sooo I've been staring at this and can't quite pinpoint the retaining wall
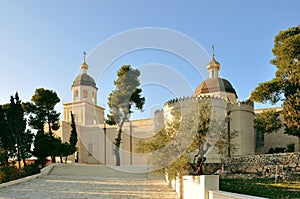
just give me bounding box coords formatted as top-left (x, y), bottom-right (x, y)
top-left (224, 152), bottom-right (300, 179)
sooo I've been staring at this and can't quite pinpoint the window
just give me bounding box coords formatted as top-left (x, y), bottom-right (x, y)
top-left (93, 116), bottom-right (97, 124)
top-left (83, 90), bottom-right (88, 98)
top-left (92, 92), bottom-right (95, 102)
top-left (88, 143), bottom-right (93, 156)
top-left (74, 90), bottom-right (79, 101)
top-left (256, 130), bottom-right (264, 147)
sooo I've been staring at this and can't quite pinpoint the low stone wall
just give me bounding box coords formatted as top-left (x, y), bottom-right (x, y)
top-left (223, 152), bottom-right (300, 179)
top-left (209, 190), bottom-right (267, 199)
top-left (166, 175), bottom-right (267, 199)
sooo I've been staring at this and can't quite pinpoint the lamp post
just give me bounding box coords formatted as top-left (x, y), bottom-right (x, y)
top-left (104, 120), bottom-right (107, 165)
top-left (130, 120), bottom-right (132, 165)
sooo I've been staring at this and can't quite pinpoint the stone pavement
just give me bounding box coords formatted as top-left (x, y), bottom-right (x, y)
top-left (0, 164), bottom-right (178, 199)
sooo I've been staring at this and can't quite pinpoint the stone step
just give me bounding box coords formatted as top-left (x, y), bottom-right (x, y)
top-left (0, 164), bottom-right (178, 199)
top-left (49, 164), bottom-right (149, 179)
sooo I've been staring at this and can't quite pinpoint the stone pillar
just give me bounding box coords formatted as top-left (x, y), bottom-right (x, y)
top-left (181, 175), bottom-right (219, 199)
top-left (199, 175), bottom-right (219, 199)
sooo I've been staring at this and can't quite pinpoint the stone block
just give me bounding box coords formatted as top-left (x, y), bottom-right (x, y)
top-left (288, 163), bottom-right (297, 168)
top-left (245, 167), bottom-right (257, 173)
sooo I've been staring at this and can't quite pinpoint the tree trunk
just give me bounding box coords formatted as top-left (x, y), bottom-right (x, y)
top-left (115, 128), bottom-right (122, 166)
top-left (47, 110), bottom-right (52, 135)
top-left (51, 156), bottom-right (56, 163)
top-left (22, 158), bottom-right (27, 167)
top-left (179, 171), bottom-right (184, 199)
top-left (16, 143), bottom-right (21, 169)
top-left (65, 156), bottom-right (68, 163)
top-left (60, 155), bottom-right (63, 163)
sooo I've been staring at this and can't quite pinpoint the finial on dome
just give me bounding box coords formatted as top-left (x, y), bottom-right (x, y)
top-left (80, 51), bottom-right (89, 73)
top-left (207, 44), bottom-right (220, 78)
top-left (83, 51), bottom-right (86, 62)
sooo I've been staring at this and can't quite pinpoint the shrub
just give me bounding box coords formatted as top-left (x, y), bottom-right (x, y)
top-left (0, 166), bottom-right (20, 183)
top-left (286, 143), bottom-right (295, 152)
top-left (24, 163), bottom-right (40, 176)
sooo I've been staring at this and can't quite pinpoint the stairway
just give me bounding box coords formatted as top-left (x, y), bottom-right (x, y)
top-left (49, 164), bottom-right (149, 179)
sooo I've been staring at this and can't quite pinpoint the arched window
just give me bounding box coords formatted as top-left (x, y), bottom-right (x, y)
top-left (74, 90), bottom-right (79, 101)
top-left (92, 92), bottom-right (95, 102)
top-left (83, 90), bottom-right (88, 98)
top-left (88, 143), bottom-right (93, 156)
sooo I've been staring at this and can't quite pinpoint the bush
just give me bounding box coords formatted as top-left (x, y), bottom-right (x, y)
top-left (268, 148), bottom-right (274, 154)
top-left (274, 147), bottom-right (285, 153)
top-left (286, 143), bottom-right (295, 152)
top-left (24, 163), bottom-right (40, 176)
top-left (0, 166), bottom-right (21, 183)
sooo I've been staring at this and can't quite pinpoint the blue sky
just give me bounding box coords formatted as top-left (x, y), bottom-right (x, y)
top-left (0, 0), bottom-right (299, 120)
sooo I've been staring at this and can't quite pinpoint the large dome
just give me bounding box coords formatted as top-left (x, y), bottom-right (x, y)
top-left (193, 78), bottom-right (237, 98)
top-left (72, 73), bottom-right (97, 88)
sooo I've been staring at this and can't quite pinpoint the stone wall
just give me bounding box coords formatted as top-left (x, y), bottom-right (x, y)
top-left (223, 152), bottom-right (300, 179)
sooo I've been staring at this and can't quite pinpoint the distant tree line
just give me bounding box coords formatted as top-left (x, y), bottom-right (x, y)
top-left (0, 88), bottom-right (77, 182)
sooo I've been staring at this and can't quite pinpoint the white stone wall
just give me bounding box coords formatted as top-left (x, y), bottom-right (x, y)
top-left (229, 102), bottom-right (255, 156)
top-left (72, 85), bottom-right (97, 105)
top-left (59, 119), bottom-right (154, 165)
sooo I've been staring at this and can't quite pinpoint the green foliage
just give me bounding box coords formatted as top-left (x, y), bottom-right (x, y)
top-left (286, 143), bottom-right (295, 152)
top-left (6, 93), bottom-right (33, 168)
top-left (33, 132), bottom-right (50, 166)
top-left (107, 65), bottom-right (145, 126)
top-left (107, 65), bottom-right (145, 166)
top-left (0, 105), bottom-right (10, 165)
top-left (220, 178), bottom-right (300, 199)
top-left (137, 98), bottom-right (229, 178)
top-left (69, 112), bottom-right (77, 155)
top-left (23, 163), bottom-right (40, 176)
top-left (250, 25), bottom-right (300, 140)
top-left (268, 143), bottom-right (295, 154)
top-left (0, 166), bottom-right (20, 183)
top-left (29, 88), bottom-right (60, 134)
top-left (254, 110), bottom-right (282, 134)
top-left (282, 90), bottom-right (300, 136)
top-left (27, 88), bottom-right (62, 164)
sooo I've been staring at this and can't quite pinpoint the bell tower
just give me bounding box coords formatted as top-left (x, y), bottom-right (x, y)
top-left (63, 52), bottom-right (104, 126)
top-left (71, 52), bottom-right (98, 105)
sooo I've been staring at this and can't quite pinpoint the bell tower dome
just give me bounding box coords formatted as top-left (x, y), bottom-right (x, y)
top-left (193, 46), bottom-right (238, 103)
top-left (72, 52), bottom-right (98, 105)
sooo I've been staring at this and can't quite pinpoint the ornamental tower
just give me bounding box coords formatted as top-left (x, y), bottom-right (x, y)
top-left (63, 52), bottom-right (104, 126)
top-left (193, 46), bottom-right (238, 103)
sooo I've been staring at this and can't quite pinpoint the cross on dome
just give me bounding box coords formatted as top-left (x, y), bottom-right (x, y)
top-left (80, 51), bottom-right (89, 73)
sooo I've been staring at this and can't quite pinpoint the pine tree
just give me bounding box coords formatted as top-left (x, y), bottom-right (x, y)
top-left (107, 65), bottom-right (145, 166)
top-left (6, 93), bottom-right (30, 168)
top-left (250, 26), bottom-right (300, 150)
top-left (28, 88), bottom-right (61, 164)
top-left (69, 111), bottom-right (77, 154)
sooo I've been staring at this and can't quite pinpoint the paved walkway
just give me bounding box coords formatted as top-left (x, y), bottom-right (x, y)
top-left (0, 164), bottom-right (178, 199)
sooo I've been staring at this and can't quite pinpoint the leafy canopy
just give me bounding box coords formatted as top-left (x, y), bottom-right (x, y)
top-left (107, 65), bottom-right (145, 126)
top-left (250, 26), bottom-right (300, 139)
top-left (137, 98), bottom-right (228, 178)
top-left (254, 110), bottom-right (282, 134)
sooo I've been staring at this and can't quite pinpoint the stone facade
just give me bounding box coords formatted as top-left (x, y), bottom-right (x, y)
top-left (159, 96), bottom-right (255, 162)
top-left (55, 52), bottom-right (299, 165)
